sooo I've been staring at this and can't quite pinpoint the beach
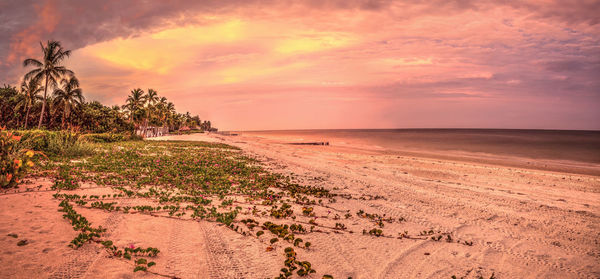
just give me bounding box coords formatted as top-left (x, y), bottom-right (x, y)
top-left (155, 130), bottom-right (600, 278)
top-left (1, 131), bottom-right (599, 278)
top-left (2, 1), bottom-right (598, 277)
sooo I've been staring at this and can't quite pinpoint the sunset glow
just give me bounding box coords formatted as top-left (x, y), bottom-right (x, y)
top-left (1, 0), bottom-right (599, 130)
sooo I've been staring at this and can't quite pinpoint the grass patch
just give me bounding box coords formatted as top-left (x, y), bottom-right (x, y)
top-left (15, 130), bottom-right (95, 159)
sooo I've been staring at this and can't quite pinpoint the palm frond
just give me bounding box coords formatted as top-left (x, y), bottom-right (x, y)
top-left (54, 66), bottom-right (74, 76)
top-left (69, 76), bottom-right (80, 88)
top-left (23, 58), bottom-right (43, 67)
top-left (23, 69), bottom-right (42, 81)
top-left (53, 88), bottom-right (65, 97)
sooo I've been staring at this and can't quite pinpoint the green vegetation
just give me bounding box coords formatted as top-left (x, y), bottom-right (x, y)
top-left (452, 272), bottom-right (496, 279)
top-left (15, 129), bottom-right (94, 159)
top-left (1, 128), bottom-right (39, 188)
top-left (1, 39), bottom-right (215, 134)
top-left (33, 139), bottom-right (333, 276)
top-left (22, 40), bottom-right (73, 129)
top-left (2, 134), bottom-right (484, 277)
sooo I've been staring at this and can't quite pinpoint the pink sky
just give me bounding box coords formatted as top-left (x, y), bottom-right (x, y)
top-left (1, 0), bottom-right (599, 130)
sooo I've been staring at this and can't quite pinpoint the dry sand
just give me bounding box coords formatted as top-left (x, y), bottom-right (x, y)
top-left (1, 132), bottom-right (599, 278)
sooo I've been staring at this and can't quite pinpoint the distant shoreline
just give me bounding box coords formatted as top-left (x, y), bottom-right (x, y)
top-left (232, 128), bottom-right (600, 133)
top-left (155, 132), bottom-right (600, 176)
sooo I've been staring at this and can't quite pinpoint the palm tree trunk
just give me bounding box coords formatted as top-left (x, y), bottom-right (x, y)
top-left (66, 104), bottom-right (71, 130)
top-left (61, 108), bottom-right (66, 129)
top-left (24, 103), bottom-right (31, 129)
top-left (38, 75), bottom-right (48, 129)
top-left (67, 107), bottom-right (71, 129)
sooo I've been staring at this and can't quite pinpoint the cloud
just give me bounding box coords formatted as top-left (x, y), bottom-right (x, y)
top-left (1, 0), bottom-right (599, 130)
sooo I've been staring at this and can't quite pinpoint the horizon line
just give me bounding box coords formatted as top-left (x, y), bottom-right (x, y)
top-left (224, 127), bottom-right (600, 133)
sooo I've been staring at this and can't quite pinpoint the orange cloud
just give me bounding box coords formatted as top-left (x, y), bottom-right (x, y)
top-left (6, 0), bottom-right (59, 64)
top-left (3, 0), bottom-right (597, 130)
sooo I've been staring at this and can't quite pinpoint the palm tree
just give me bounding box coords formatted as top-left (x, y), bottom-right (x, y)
top-left (23, 40), bottom-right (73, 128)
top-left (123, 88), bottom-right (146, 124)
top-left (53, 76), bottom-right (84, 128)
top-left (155, 97), bottom-right (168, 125)
top-left (143, 88), bottom-right (159, 129)
top-left (46, 95), bottom-right (60, 128)
top-left (165, 102), bottom-right (176, 130)
top-left (146, 89), bottom-right (159, 106)
top-left (18, 77), bottom-right (44, 129)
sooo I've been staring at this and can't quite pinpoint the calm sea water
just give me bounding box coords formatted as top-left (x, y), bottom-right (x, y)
top-left (241, 129), bottom-right (600, 164)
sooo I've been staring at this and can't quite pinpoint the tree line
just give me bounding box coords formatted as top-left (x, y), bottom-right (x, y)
top-left (0, 40), bottom-right (213, 134)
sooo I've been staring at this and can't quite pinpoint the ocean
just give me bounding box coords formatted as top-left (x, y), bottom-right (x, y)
top-left (239, 129), bottom-right (600, 164)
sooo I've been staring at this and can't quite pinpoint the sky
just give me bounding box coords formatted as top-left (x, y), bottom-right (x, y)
top-left (1, 0), bottom-right (599, 131)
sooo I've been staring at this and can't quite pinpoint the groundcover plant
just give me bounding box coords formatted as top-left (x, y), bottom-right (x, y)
top-left (19, 139), bottom-right (480, 278)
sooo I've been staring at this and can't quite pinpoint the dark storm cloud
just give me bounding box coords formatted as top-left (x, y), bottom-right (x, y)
top-left (0, 0), bottom-right (398, 82)
top-left (1, 0), bottom-right (599, 78)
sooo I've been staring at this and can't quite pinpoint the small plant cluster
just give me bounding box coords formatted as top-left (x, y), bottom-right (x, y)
top-left (356, 209), bottom-right (401, 227)
top-left (271, 203), bottom-right (294, 218)
top-left (451, 272), bottom-right (496, 279)
top-left (279, 180), bottom-right (335, 199)
top-left (90, 201), bottom-right (118, 211)
top-left (359, 194), bottom-right (387, 200)
top-left (58, 199), bottom-right (106, 248)
top-left (100, 241), bottom-right (159, 272)
top-left (430, 234), bottom-right (453, 243)
top-left (302, 207), bottom-right (314, 216)
top-left (52, 165), bottom-right (80, 190)
top-left (334, 223), bottom-right (347, 230)
top-left (1, 127), bottom-right (38, 188)
top-left (261, 221), bottom-right (310, 248)
top-left (241, 218), bottom-right (260, 230)
top-left (53, 193), bottom-right (125, 200)
top-left (276, 247), bottom-right (316, 278)
top-left (133, 258), bottom-right (156, 272)
top-left (363, 228), bottom-right (383, 237)
top-left (419, 230), bottom-right (436, 236)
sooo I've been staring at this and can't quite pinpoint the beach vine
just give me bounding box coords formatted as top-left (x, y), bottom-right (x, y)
top-left (31, 139), bottom-right (477, 278)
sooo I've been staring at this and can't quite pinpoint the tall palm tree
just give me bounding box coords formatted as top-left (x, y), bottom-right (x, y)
top-left (165, 102), bottom-right (176, 130)
top-left (53, 76), bottom-right (84, 128)
top-left (146, 89), bottom-right (159, 106)
top-left (156, 97), bottom-right (168, 125)
top-left (17, 77), bottom-right (44, 129)
top-left (143, 88), bottom-right (159, 129)
top-left (123, 88), bottom-right (146, 124)
top-left (23, 40), bottom-right (73, 128)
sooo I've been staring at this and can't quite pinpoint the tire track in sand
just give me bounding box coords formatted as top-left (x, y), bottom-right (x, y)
top-left (201, 222), bottom-right (257, 279)
top-left (49, 201), bottom-right (129, 279)
top-left (164, 218), bottom-right (208, 279)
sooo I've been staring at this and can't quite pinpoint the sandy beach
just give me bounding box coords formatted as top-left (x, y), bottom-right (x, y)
top-left (1, 132), bottom-right (599, 278)
top-left (2, 1), bottom-right (599, 277)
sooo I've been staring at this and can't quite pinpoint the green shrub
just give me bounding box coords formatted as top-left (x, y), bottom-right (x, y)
top-left (170, 129), bottom-right (204, 135)
top-left (82, 133), bottom-right (126, 143)
top-left (52, 165), bottom-right (80, 190)
top-left (1, 128), bottom-right (38, 188)
top-left (15, 130), bottom-right (95, 158)
top-left (128, 133), bottom-right (144, 141)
